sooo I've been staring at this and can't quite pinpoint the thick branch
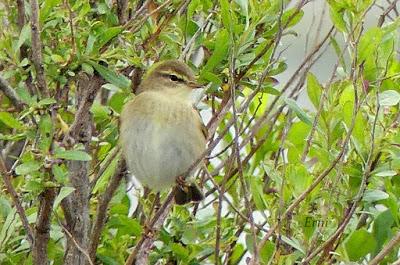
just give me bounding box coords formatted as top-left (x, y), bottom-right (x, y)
top-left (32, 188), bottom-right (57, 265)
top-left (117, 0), bottom-right (129, 25)
top-left (30, 0), bottom-right (49, 98)
top-left (63, 73), bottom-right (103, 265)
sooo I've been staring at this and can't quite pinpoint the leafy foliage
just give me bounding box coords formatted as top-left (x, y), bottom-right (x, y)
top-left (0, 0), bottom-right (399, 264)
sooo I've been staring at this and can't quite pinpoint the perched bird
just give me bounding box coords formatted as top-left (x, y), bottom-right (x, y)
top-left (120, 60), bottom-right (207, 204)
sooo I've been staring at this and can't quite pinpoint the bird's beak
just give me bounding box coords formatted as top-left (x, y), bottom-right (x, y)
top-left (188, 81), bottom-right (203, 89)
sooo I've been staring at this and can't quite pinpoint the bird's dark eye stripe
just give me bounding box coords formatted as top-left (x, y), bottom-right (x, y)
top-left (166, 74), bottom-right (184, 82)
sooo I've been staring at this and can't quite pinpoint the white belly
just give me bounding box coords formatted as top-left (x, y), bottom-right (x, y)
top-left (120, 92), bottom-right (205, 191)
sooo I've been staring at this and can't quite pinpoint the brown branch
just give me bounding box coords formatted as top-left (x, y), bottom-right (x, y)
top-left (32, 188), bottom-right (57, 265)
top-left (16, 0), bottom-right (26, 28)
top-left (0, 156), bottom-right (34, 246)
top-left (369, 231), bottom-right (400, 265)
top-left (89, 159), bottom-right (126, 262)
top-left (117, 0), bottom-right (129, 25)
top-left (30, 0), bottom-right (49, 98)
top-left (89, 146), bottom-right (121, 191)
top-left (229, 53), bottom-right (259, 263)
top-left (0, 75), bottom-right (25, 110)
top-left (124, 191), bottom-right (175, 265)
top-left (62, 73), bottom-right (103, 265)
top-left (54, 212), bottom-right (95, 265)
top-left (377, 0), bottom-right (399, 27)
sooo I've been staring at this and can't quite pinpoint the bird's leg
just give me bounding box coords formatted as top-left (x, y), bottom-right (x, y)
top-left (176, 175), bottom-right (188, 191)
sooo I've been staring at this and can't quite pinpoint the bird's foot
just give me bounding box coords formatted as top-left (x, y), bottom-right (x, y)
top-left (143, 223), bottom-right (155, 239)
top-left (176, 175), bottom-right (188, 188)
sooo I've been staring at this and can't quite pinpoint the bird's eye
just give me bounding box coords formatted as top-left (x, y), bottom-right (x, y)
top-left (169, 74), bottom-right (179, 81)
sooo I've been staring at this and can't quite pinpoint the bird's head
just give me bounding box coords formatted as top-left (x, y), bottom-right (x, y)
top-left (137, 60), bottom-right (202, 98)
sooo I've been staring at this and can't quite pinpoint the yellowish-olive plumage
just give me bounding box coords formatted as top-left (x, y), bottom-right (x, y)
top-left (120, 60), bottom-right (206, 204)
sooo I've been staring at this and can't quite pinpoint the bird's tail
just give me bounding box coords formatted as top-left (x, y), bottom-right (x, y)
top-left (174, 183), bottom-right (204, 205)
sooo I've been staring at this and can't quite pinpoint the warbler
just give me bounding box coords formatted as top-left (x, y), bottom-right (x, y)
top-left (120, 60), bottom-right (206, 204)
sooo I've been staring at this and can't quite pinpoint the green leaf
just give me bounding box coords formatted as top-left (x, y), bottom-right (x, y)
top-left (81, 62), bottom-right (94, 75)
top-left (15, 161), bottom-right (41, 175)
top-left (282, 8), bottom-right (304, 28)
top-left (94, 27), bottom-right (123, 52)
top-left (250, 176), bottom-right (268, 210)
top-left (109, 91), bottom-right (129, 113)
top-left (330, 36), bottom-right (346, 72)
top-left (0, 196), bottom-right (12, 219)
top-left (373, 170), bottom-right (397, 177)
top-left (363, 189), bottom-right (389, 202)
top-left (38, 114), bottom-right (53, 152)
top-left (15, 24), bottom-right (31, 53)
top-left (108, 215), bottom-right (142, 236)
top-left (284, 98), bottom-right (312, 126)
top-left (260, 241), bottom-right (275, 264)
top-left (53, 187), bottom-right (75, 209)
top-left (329, 7), bottom-right (347, 32)
top-left (220, 0), bottom-right (232, 30)
top-left (0, 112), bottom-right (24, 129)
top-left (379, 90), bottom-right (400, 106)
top-left (358, 27), bottom-right (383, 62)
top-left (87, 61), bottom-right (131, 90)
top-left (306, 73), bottom-right (322, 108)
top-left (16, 86), bottom-right (35, 105)
top-left (229, 244), bottom-right (245, 264)
top-left (201, 29), bottom-right (230, 74)
top-left (85, 34), bottom-right (96, 55)
top-left (345, 229), bottom-right (376, 261)
top-left (170, 242), bottom-right (189, 260)
top-left (287, 164), bottom-right (312, 196)
top-left (52, 165), bottom-right (67, 183)
top-left (372, 209), bottom-right (394, 255)
top-left (40, 0), bottom-right (62, 22)
top-left (50, 54), bottom-right (64, 63)
top-left (55, 150), bottom-right (92, 161)
top-left (281, 235), bottom-right (305, 254)
top-left (37, 98), bottom-right (57, 106)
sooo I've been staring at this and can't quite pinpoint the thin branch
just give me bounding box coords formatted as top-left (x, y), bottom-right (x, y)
top-left (0, 156), bottom-right (34, 246)
top-left (0, 75), bottom-right (25, 110)
top-left (55, 212), bottom-right (95, 265)
top-left (377, 0), bottom-right (399, 27)
top-left (89, 159), bottom-right (126, 262)
top-left (229, 51), bottom-right (259, 263)
top-left (252, 80), bottom-right (361, 262)
top-left (124, 191), bottom-right (175, 265)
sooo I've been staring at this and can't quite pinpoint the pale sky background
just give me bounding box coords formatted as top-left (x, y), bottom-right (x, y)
top-left (279, 0), bottom-right (395, 110)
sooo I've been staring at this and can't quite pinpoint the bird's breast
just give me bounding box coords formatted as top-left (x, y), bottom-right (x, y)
top-left (120, 92), bottom-right (206, 191)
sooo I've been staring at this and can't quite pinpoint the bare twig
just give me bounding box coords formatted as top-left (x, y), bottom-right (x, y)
top-left (229, 51), bottom-right (259, 263)
top-left (377, 0), bottom-right (399, 27)
top-left (252, 80), bottom-right (361, 262)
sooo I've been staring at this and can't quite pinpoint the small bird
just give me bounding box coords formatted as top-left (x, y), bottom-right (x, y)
top-left (120, 60), bottom-right (207, 204)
